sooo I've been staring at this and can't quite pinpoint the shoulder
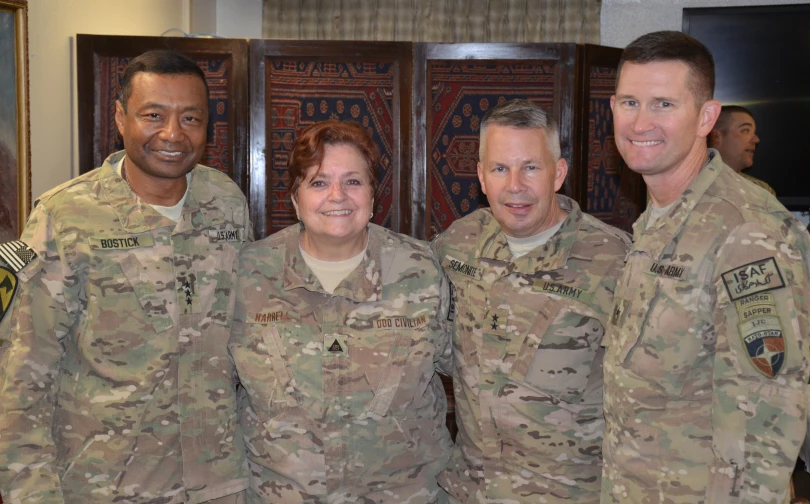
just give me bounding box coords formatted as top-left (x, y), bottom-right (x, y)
top-left (577, 212), bottom-right (632, 252)
top-left (431, 209), bottom-right (490, 257)
top-left (34, 169), bottom-right (101, 210)
top-left (191, 165), bottom-right (247, 203)
top-left (241, 224), bottom-right (293, 260)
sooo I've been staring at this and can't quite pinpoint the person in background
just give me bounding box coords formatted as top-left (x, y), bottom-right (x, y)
top-left (433, 98), bottom-right (631, 503)
top-left (603, 30), bottom-right (810, 503)
top-left (709, 104), bottom-right (775, 195)
top-left (229, 120), bottom-right (453, 503)
top-left (0, 50), bottom-right (250, 503)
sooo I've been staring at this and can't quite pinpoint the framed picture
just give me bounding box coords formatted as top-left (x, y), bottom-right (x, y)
top-left (0, 0), bottom-right (30, 243)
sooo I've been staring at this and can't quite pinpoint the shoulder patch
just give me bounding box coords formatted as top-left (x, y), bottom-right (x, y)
top-left (0, 265), bottom-right (18, 323)
top-left (0, 241), bottom-right (38, 273)
top-left (721, 257), bottom-right (785, 302)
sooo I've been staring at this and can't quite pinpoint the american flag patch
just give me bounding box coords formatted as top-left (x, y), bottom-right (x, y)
top-left (0, 241), bottom-right (38, 273)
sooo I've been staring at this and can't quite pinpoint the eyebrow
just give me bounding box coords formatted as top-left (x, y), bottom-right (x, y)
top-left (137, 102), bottom-right (205, 113)
top-left (736, 122), bottom-right (754, 128)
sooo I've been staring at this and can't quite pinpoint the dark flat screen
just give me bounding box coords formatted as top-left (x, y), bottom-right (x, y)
top-left (684, 5), bottom-right (810, 208)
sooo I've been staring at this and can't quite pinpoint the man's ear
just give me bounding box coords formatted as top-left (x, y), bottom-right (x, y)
top-left (115, 100), bottom-right (126, 136)
top-left (554, 158), bottom-right (569, 193)
top-left (698, 99), bottom-right (721, 138)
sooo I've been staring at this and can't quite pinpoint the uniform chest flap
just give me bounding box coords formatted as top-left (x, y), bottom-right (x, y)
top-left (485, 279), bottom-right (604, 403)
top-left (618, 259), bottom-right (710, 400)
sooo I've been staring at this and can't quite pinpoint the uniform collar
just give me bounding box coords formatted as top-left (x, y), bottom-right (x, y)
top-left (283, 224), bottom-right (383, 302)
top-left (633, 149), bottom-right (723, 260)
top-left (98, 151), bottom-right (216, 233)
top-left (476, 194), bottom-right (582, 273)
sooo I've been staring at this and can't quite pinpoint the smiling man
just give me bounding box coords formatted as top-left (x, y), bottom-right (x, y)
top-left (432, 99), bottom-right (630, 503)
top-left (602, 31), bottom-right (810, 503)
top-left (709, 105), bottom-right (775, 195)
top-left (0, 51), bottom-right (251, 503)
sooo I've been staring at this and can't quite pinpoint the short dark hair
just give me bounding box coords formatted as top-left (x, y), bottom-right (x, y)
top-left (119, 50), bottom-right (209, 112)
top-left (618, 31), bottom-right (715, 104)
top-left (289, 120), bottom-right (379, 196)
top-left (479, 99), bottom-right (560, 161)
top-left (713, 105), bottom-right (755, 133)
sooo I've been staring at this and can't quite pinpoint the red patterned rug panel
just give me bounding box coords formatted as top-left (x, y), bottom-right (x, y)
top-left (587, 66), bottom-right (644, 232)
top-left (97, 55), bottom-right (232, 176)
top-left (267, 61), bottom-right (395, 235)
top-left (427, 61), bottom-right (557, 239)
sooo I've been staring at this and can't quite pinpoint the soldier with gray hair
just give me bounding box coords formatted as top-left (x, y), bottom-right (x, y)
top-left (0, 50), bottom-right (251, 503)
top-left (432, 98), bottom-right (631, 503)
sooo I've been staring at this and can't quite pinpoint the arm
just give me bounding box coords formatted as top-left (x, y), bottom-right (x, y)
top-left (0, 206), bottom-right (77, 504)
top-left (709, 221), bottom-right (810, 503)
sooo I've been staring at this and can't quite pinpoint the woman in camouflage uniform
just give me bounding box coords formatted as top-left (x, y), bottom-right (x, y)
top-left (229, 121), bottom-right (453, 503)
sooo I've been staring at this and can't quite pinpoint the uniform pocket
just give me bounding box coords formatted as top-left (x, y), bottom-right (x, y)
top-left (510, 300), bottom-right (603, 403)
top-left (619, 281), bottom-right (708, 400)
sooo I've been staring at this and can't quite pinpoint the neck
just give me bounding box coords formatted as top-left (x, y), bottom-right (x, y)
top-left (300, 228), bottom-right (369, 261)
top-left (644, 146), bottom-right (708, 207)
top-left (123, 157), bottom-right (188, 206)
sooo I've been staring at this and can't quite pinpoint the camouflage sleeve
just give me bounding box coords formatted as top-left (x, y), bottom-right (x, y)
top-left (0, 205), bottom-right (77, 504)
top-left (435, 266), bottom-right (454, 376)
top-left (709, 221), bottom-right (810, 502)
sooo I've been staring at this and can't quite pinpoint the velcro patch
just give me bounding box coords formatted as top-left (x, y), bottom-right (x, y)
top-left (88, 233), bottom-right (155, 250)
top-left (209, 229), bottom-right (244, 242)
top-left (442, 255), bottom-right (483, 280)
top-left (645, 261), bottom-right (688, 279)
top-left (248, 310), bottom-right (298, 324)
top-left (0, 241), bottom-right (37, 272)
top-left (447, 282), bottom-right (456, 322)
top-left (0, 265), bottom-right (18, 323)
top-left (534, 281), bottom-right (594, 304)
top-left (721, 257), bottom-right (785, 302)
top-left (735, 292), bottom-right (785, 378)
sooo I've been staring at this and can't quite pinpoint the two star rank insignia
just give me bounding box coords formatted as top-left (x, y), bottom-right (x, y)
top-left (484, 308), bottom-right (507, 334)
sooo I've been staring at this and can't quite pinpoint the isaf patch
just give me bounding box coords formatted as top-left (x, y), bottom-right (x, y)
top-left (0, 265), bottom-right (18, 323)
top-left (722, 257), bottom-right (785, 302)
top-left (735, 292), bottom-right (785, 378)
top-left (0, 240), bottom-right (37, 272)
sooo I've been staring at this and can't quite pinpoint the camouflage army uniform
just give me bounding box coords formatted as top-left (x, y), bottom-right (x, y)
top-left (229, 223), bottom-right (453, 503)
top-left (0, 151), bottom-right (251, 504)
top-left (431, 196), bottom-right (631, 503)
top-left (602, 151), bottom-right (810, 503)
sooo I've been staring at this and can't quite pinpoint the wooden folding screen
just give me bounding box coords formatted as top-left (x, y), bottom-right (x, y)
top-left (577, 45), bottom-right (646, 232)
top-left (76, 35), bottom-right (249, 193)
top-left (248, 41), bottom-right (412, 238)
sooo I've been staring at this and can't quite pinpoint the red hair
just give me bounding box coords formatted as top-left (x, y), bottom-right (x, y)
top-left (289, 121), bottom-right (379, 195)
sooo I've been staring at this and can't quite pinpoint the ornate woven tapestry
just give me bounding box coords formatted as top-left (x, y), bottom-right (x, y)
top-left (427, 60), bottom-right (556, 239)
top-left (97, 55), bottom-right (233, 177)
top-left (587, 66), bottom-right (644, 232)
top-left (266, 60), bottom-right (396, 234)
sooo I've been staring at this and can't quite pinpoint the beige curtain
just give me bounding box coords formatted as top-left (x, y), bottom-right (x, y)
top-left (262, 0), bottom-right (601, 43)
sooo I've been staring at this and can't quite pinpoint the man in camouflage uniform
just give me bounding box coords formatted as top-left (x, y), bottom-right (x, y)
top-left (432, 99), bottom-right (631, 503)
top-left (603, 31), bottom-right (810, 503)
top-left (0, 51), bottom-right (250, 503)
top-left (229, 223), bottom-right (453, 503)
top-left (708, 105), bottom-right (775, 196)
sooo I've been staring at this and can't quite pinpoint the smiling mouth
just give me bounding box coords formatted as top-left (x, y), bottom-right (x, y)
top-left (154, 150), bottom-right (185, 158)
top-left (322, 210), bottom-right (353, 216)
top-left (630, 140), bottom-right (663, 147)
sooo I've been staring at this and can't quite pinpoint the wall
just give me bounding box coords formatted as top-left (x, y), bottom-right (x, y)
top-left (601, 0), bottom-right (809, 48)
top-left (27, 0), bottom-right (190, 200)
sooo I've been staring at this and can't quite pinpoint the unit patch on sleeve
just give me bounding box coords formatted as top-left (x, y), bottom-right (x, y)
top-left (0, 265), bottom-right (18, 323)
top-left (721, 257), bottom-right (785, 302)
top-left (0, 240), bottom-right (37, 272)
top-left (734, 292), bottom-right (784, 378)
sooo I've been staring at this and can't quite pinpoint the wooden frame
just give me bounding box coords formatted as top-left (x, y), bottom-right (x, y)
top-left (0, 0), bottom-right (29, 242)
top-left (75, 35), bottom-right (249, 193)
top-left (413, 43), bottom-right (578, 240)
top-left (249, 40), bottom-right (413, 239)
